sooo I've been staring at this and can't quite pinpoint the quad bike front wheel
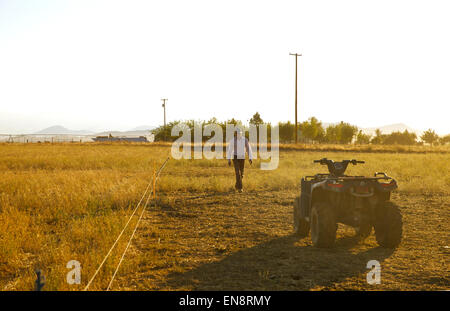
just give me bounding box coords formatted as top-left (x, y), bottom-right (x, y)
top-left (310, 201), bottom-right (337, 247)
top-left (374, 201), bottom-right (403, 248)
top-left (293, 196), bottom-right (310, 237)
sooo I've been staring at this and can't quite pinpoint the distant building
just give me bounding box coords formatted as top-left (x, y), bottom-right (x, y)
top-left (92, 134), bottom-right (151, 142)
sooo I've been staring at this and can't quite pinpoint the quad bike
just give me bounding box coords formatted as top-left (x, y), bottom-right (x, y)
top-left (293, 158), bottom-right (402, 248)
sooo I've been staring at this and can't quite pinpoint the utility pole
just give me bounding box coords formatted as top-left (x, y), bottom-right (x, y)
top-left (161, 98), bottom-right (168, 141)
top-left (161, 98), bottom-right (168, 128)
top-left (289, 53), bottom-right (302, 143)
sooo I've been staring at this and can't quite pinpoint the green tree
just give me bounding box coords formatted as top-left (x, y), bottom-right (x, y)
top-left (299, 117), bottom-right (325, 143)
top-left (207, 117), bottom-right (218, 124)
top-left (339, 122), bottom-right (358, 144)
top-left (421, 129), bottom-right (439, 146)
top-left (250, 112), bottom-right (264, 142)
top-left (226, 118), bottom-right (242, 126)
top-left (152, 121), bottom-right (183, 142)
top-left (325, 124), bottom-right (340, 144)
top-left (370, 129), bottom-right (385, 144)
top-left (249, 112), bottom-right (264, 125)
top-left (278, 121), bottom-right (295, 143)
top-left (325, 122), bottom-right (358, 144)
top-left (383, 130), bottom-right (417, 145)
top-left (439, 134), bottom-right (450, 145)
top-left (356, 130), bottom-right (371, 144)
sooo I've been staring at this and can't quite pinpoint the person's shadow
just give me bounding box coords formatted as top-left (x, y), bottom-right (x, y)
top-left (162, 234), bottom-right (394, 290)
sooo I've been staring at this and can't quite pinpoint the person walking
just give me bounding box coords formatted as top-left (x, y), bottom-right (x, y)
top-left (226, 128), bottom-right (253, 192)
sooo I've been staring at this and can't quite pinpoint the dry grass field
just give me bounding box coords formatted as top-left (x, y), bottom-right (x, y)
top-left (0, 143), bottom-right (449, 290)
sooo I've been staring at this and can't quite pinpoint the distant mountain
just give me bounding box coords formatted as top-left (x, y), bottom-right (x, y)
top-left (34, 125), bottom-right (94, 135)
top-left (34, 125), bottom-right (156, 136)
top-left (130, 125), bottom-right (156, 131)
top-left (94, 130), bottom-right (154, 137)
top-left (360, 123), bottom-right (421, 136)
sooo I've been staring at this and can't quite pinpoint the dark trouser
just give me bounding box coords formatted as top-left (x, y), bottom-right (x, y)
top-left (233, 156), bottom-right (245, 190)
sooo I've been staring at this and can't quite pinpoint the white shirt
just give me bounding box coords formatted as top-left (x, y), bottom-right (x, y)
top-left (226, 136), bottom-right (253, 160)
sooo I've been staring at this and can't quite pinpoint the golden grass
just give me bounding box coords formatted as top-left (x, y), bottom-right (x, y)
top-left (0, 143), bottom-right (448, 290)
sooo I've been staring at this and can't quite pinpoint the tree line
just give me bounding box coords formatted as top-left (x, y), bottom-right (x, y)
top-left (151, 112), bottom-right (450, 146)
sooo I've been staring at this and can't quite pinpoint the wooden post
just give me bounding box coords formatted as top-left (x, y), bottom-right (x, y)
top-left (289, 53), bottom-right (302, 144)
top-left (35, 270), bottom-right (45, 291)
top-left (153, 162), bottom-right (157, 208)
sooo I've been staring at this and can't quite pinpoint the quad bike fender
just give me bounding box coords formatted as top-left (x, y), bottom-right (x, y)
top-left (299, 178), bottom-right (312, 218)
top-left (311, 181), bottom-right (329, 202)
top-left (375, 179), bottom-right (398, 192)
top-left (300, 180), bottom-right (329, 219)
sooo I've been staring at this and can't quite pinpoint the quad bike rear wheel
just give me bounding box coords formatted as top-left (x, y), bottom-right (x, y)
top-left (374, 201), bottom-right (403, 248)
top-left (310, 202), bottom-right (337, 247)
top-left (355, 222), bottom-right (372, 240)
top-left (293, 196), bottom-right (310, 237)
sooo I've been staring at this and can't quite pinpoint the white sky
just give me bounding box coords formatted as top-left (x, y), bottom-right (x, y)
top-left (0, 0), bottom-right (449, 134)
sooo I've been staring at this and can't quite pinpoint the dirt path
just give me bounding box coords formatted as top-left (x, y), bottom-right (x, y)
top-left (113, 190), bottom-right (449, 290)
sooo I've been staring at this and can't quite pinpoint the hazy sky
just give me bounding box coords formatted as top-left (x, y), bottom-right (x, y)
top-left (1, 0), bottom-right (449, 134)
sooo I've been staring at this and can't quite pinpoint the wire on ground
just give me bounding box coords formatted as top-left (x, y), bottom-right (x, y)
top-left (84, 157), bottom-right (170, 291)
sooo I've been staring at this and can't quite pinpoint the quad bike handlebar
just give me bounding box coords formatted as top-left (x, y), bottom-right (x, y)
top-left (313, 158), bottom-right (365, 165)
top-left (313, 158), bottom-right (365, 177)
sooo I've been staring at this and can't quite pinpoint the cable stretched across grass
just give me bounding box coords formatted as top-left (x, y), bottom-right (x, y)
top-left (106, 157), bottom-right (169, 290)
top-left (84, 157), bottom-right (170, 291)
